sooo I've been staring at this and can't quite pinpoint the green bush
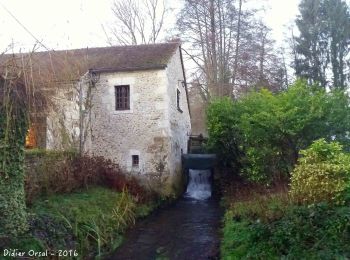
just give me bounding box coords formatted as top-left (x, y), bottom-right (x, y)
top-left (206, 97), bottom-right (241, 169)
top-left (290, 139), bottom-right (350, 205)
top-left (207, 80), bottom-right (350, 183)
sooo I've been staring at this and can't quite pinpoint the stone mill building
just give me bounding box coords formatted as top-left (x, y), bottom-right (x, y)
top-left (3, 42), bottom-right (192, 192)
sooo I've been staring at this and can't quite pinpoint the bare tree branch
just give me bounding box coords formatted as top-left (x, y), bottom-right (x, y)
top-left (108, 0), bottom-right (168, 45)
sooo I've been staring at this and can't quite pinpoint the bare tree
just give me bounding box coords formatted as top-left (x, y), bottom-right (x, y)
top-left (107, 0), bottom-right (167, 45)
top-left (178, 0), bottom-right (287, 100)
top-left (178, 0), bottom-right (238, 100)
top-left (238, 21), bottom-right (288, 92)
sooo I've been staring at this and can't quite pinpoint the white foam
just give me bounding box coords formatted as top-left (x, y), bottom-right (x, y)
top-left (184, 169), bottom-right (212, 200)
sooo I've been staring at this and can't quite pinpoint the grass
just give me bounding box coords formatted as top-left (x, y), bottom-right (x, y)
top-left (3, 187), bottom-right (159, 259)
top-left (229, 192), bottom-right (291, 222)
top-left (221, 186), bottom-right (350, 259)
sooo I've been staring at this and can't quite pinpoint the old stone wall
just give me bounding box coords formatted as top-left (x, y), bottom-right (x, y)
top-left (165, 48), bottom-right (192, 181)
top-left (46, 85), bottom-right (80, 150)
top-left (84, 49), bottom-right (191, 195)
top-left (86, 69), bottom-right (171, 183)
top-left (37, 49), bottom-right (191, 195)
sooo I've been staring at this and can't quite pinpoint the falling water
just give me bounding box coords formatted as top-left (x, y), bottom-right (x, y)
top-left (112, 168), bottom-right (221, 259)
top-left (184, 169), bottom-right (212, 200)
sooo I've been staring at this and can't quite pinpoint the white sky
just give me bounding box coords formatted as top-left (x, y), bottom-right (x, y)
top-left (263, 0), bottom-right (300, 44)
top-left (0, 0), bottom-right (300, 52)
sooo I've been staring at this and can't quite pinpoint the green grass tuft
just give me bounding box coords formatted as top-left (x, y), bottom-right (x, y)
top-left (4, 187), bottom-right (158, 259)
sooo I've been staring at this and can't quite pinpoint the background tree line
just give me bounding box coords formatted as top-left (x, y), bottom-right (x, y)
top-left (108, 0), bottom-right (350, 136)
top-left (201, 0), bottom-right (350, 182)
top-left (107, 0), bottom-right (290, 98)
top-left (176, 0), bottom-right (289, 100)
top-left (109, 0), bottom-right (350, 95)
top-left (293, 0), bottom-right (350, 89)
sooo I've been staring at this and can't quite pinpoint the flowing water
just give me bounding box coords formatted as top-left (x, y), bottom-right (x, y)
top-left (109, 169), bottom-right (222, 260)
top-left (184, 169), bottom-right (212, 200)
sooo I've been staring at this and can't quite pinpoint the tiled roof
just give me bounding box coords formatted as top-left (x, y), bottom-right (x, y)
top-left (0, 42), bottom-right (180, 83)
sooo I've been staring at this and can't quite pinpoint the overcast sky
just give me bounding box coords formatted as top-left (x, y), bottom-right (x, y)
top-left (0, 0), bottom-right (300, 52)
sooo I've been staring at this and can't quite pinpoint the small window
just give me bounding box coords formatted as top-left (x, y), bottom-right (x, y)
top-left (132, 155), bottom-right (139, 167)
top-left (25, 125), bottom-right (37, 149)
top-left (115, 85), bottom-right (130, 110)
top-left (177, 89), bottom-right (183, 113)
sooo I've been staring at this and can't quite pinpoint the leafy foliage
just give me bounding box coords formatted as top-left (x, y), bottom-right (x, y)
top-left (207, 80), bottom-right (350, 183)
top-left (222, 201), bottom-right (350, 259)
top-left (0, 77), bottom-right (29, 237)
top-left (290, 139), bottom-right (350, 204)
top-left (206, 97), bottom-right (241, 168)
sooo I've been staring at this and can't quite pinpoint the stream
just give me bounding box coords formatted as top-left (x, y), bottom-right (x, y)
top-left (109, 169), bottom-right (222, 260)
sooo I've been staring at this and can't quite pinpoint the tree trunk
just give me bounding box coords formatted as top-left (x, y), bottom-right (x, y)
top-left (209, 0), bottom-right (218, 97)
top-left (231, 0), bottom-right (242, 98)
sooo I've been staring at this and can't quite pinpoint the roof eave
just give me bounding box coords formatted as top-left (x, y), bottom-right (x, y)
top-left (89, 64), bottom-right (167, 73)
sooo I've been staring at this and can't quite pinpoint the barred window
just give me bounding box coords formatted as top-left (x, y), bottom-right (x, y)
top-left (132, 155), bottom-right (139, 167)
top-left (115, 85), bottom-right (130, 110)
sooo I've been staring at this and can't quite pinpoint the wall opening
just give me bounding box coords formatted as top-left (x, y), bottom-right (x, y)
top-left (25, 125), bottom-right (37, 149)
top-left (132, 155), bottom-right (139, 167)
top-left (115, 85), bottom-right (130, 110)
top-left (177, 89), bottom-right (183, 113)
top-left (25, 117), bottom-right (47, 149)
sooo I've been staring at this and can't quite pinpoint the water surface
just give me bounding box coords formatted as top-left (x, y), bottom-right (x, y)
top-left (109, 169), bottom-right (222, 260)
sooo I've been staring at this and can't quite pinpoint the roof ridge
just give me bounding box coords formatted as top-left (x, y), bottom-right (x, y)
top-left (18, 41), bottom-right (181, 56)
top-left (0, 41), bottom-right (181, 78)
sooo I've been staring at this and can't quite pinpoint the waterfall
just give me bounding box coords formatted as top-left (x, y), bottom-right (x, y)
top-left (184, 169), bottom-right (212, 200)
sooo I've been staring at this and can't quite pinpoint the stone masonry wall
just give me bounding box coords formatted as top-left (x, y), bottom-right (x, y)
top-left (87, 69), bottom-right (172, 184)
top-left (81, 48), bottom-right (191, 195)
top-left (46, 86), bottom-right (80, 150)
top-left (165, 48), bottom-right (192, 180)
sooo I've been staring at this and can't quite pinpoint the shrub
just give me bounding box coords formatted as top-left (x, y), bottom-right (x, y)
top-left (206, 97), bottom-right (241, 169)
top-left (74, 155), bottom-right (154, 203)
top-left (207, 80), bottom-right (350, 183)
top-left (290, 139), bottom-right (350, 205)
top-left (25, 151), bottom-right (79, 203)
top-left (25, 153), bottom-right (155, 204)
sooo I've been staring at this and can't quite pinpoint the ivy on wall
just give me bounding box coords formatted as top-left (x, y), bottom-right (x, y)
top-left (0, 75), bottom-right (29, 237)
